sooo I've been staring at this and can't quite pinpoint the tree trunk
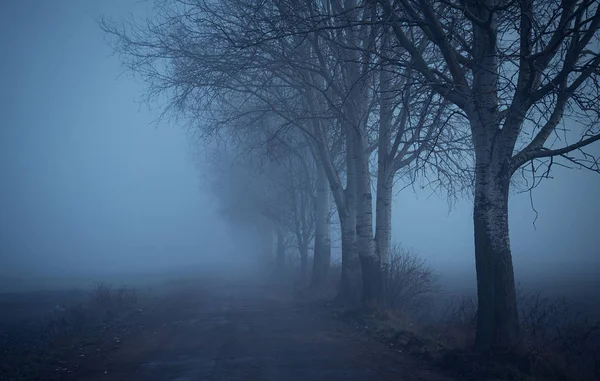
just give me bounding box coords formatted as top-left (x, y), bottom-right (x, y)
top-left (337, 128), bottom-right (362, 306)
top-left (276, 227), bottom-right (285, 271)
top-left (473, 164), bottom-right (520, 352)
top-left (374, 164), bottom-right (394, 307)
top-left (260, 220), bottom-right (275, 264)
top-left (467, 8), bottom-right (520, 350)
top-left (311, 163), bottom-right (331, 288)
top-left (299, 241), bottom-right (309, 283)
top-left (372, 46), bottom-right (394, 307)
top-left (353, 126), bottom-right (378, 307)
top-left (338, 213), bottom-right (361, 306)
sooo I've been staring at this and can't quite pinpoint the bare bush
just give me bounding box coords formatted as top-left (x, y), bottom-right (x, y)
top-left (45, 282), bottom-right (139, 337)
top-left (384, 243), bottom-right (439, 317)
top-left (90, 281), bottom-right (113, 309)
top-left (517, 288), bottom-right (600, 380)
top-left (86, 282), bottom-right (138, 323)
top-left (429, 294), bottom-right (478, 348)
top-left (429, 287), bottom-right (600, 380)
top-left (113, 285), bottom-right (138, 309)
top-left (0, 282), bottom-right (141, 380)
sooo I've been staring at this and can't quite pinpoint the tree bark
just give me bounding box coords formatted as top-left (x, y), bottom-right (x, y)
top-left (353, 125), bottom-right (378, 307)
top-left (338, 213), bottom-right (361, 306)
top-left (337, 128), bottom-right (362, 306)
top-left (467, 5), bottom-right (519, 351)
top-left (311, 162), bottom-right (331, 288)
top-left (473, 163), bottom-right (520, 351)
top-left (372, 51), bottom-right (394, 306)
top-left (374, 164), bottom-right (394, 306)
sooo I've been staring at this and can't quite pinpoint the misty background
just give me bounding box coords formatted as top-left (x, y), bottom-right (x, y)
top-left (0, 0), bottom-right (598, 294)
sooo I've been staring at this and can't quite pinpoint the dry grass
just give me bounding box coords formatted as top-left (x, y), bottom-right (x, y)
top-left (0, 282), bottom-right (141, 380)
top-left (298, 245), bottom-right (599, 381)
top-left (421, 287), bottom-right (600, 380)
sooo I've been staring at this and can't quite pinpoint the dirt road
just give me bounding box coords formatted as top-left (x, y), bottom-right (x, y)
top-left (77, 280), bottom-right (452, 381)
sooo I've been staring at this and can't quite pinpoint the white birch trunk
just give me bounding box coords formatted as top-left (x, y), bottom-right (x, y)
top-left (353, 124), bottom-right (378, 306)
top-left (337, 127), bottom-right (362, 306)
top-left (373, 48), bottom-right (394, 305)
top-left (374, 165), bottom-right (393, 305)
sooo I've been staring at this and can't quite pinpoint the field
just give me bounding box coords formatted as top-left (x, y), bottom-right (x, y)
top-left (1, 269), bottom-right (599, 381)
top-left (0, 276), bottom-right (450, 381)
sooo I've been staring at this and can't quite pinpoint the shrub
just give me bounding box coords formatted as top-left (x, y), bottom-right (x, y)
top-left (430, 293), bottom-right (477, 348)
top-left (516, 288), bottom-right (600, 380)
top-left (430, 287), bottom-right (600, 380)
top-left (45, 282), bottom-right (138, 337)
top-left (384, 243), bottom-right (439, 317)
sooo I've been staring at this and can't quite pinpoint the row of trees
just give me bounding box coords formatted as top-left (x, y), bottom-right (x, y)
top-left (102, 0), bottom-right (600, 352)
top-left (201, 117), bottom-right (325, 281)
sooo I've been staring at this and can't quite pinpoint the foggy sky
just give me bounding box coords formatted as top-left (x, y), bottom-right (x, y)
top-left (0, 0), bottom-right (598, 288)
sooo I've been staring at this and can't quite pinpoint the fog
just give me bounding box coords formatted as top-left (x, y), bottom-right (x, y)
top-left (0, 0), bottom-right (265, 291)
top-left (0, 0), bottom-right (599, 297)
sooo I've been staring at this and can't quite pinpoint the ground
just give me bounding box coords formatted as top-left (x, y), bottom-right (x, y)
top-left (1, 277), bottom-right (454, 381)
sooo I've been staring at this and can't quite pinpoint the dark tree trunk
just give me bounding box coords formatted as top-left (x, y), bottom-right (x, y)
top-left (353, 122), bottom-right (378, 308)
top-left (337, 214), bottom-right (362, 307)
top-left (336, 128), bottom-right (361, 307)
top-left (373, 163), bottom-right (394, 307)
top-left (360, 255), bottom-right (382, 307)
top-left (311, 163), bottom-right (331, 288)
top-left (473, 166), bottom-right (520, 352)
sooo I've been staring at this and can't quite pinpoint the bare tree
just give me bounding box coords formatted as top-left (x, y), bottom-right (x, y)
top-left (266, 137), bottom-right (318, 281)
top-left (101, 0), bottom-right (471, 308)
top-left (220, 0), bottom-right (469, 305)
top-left (101, 0), bottom-right (368, 304)
top-left (377, 0), bottom-right (600, 351)
top-left (202, 112), bottom-right (317, 275)
top-left (369, 26), bottom-right (471, 306)
top-left (311, 161), bottom-right (332, 288)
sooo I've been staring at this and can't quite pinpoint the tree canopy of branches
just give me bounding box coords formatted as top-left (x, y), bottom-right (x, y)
top-left (102, 0), bottom-right (470, 307)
